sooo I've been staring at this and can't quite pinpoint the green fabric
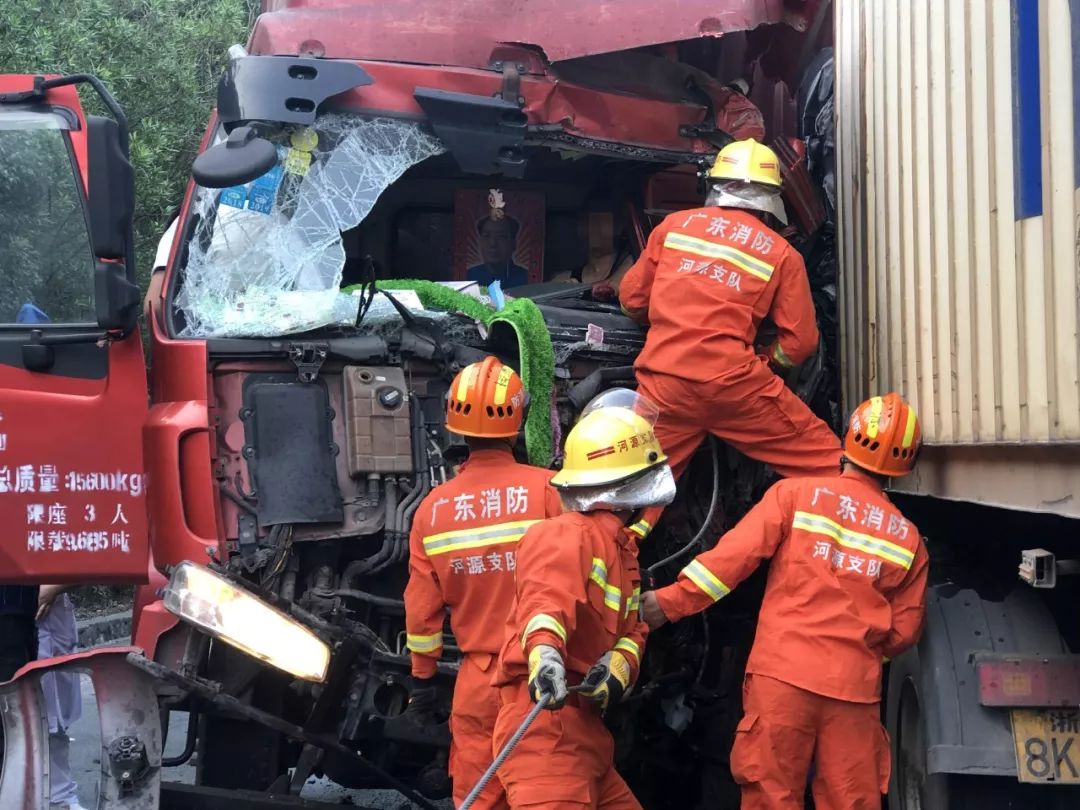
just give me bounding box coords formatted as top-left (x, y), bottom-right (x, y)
top-left (341, 280), bottom-right (555, 466)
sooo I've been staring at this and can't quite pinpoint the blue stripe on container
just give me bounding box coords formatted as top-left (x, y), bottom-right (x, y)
top-left (1012, 0), bottom-right (1043, 218)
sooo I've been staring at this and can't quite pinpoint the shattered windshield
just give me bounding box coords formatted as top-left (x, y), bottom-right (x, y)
top-left (177, 114), bottom-right (445, 337)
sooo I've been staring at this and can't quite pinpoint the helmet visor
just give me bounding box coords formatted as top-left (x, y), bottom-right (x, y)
top-left (580, 387), bottom-right (660, 427)
top-left (559, 464), bottom-right (676, 514)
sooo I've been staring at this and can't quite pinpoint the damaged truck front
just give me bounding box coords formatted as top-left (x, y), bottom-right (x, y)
top-left (134, 3), bottom-right (837, 800)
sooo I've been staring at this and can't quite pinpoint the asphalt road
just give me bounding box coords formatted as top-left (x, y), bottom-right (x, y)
top-left (68, 676), bottom-right (452, 808)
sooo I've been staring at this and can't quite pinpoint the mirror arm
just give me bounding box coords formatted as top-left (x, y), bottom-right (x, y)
top-left (37, 74), bottom-right (129, 151)
top-left (28, 329), bottom-right (109, 346)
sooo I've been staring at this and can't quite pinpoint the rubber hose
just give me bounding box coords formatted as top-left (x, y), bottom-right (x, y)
top-left (342, 478), bottom-right (399, 582)
top-left (646, 436), bottom-right (721, 575)
top-left (398, 474), bottom-right (429, 563)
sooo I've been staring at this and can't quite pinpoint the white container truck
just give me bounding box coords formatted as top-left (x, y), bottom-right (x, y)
top-left (837, 0), bottom-right (1080, 806)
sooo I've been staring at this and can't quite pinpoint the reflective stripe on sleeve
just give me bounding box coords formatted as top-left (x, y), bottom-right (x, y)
top-left (521, 613), bottom-right (567, 649)
top-left (792, 511), bottom-right (915, 569)
top-left (624, 586), bottom-right (641, 617)
top-left (772, 342), bottom-right (795, 368)
top-left (589, 557), bottom-right (623, 612)
top-left (406, 632), bottom-right (443, 654)
top-left (422, 519), bottom-right (539, 556)
top-left (614, 637), bottom-right (642, 664)
top-left (681, 559), bottom-right (731, 602)
top-left (628, 519), bottom-right (652, 539)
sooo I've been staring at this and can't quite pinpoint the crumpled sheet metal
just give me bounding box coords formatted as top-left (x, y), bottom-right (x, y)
top-left (177, 115), bottom-right (444, 337)
top-left (559, 465), bottom-right (677, 513)
top-left (796, 48), bottom-right (836, 222)
top-left (0, 647), bottom-right (162, 810)
top-left (251, 0), bottom-right (825, 65)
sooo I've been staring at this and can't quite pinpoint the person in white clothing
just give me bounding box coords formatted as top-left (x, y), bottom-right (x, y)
top-left (37, 586), bottom-right (88, 810)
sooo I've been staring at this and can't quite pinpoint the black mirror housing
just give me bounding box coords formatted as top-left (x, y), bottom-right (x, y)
top-left (87, 115), bottom-right (139, 332)
top-left (87, 115), bottom-right (134, 260)
top-left (192, 125), bottom-right (279, 188)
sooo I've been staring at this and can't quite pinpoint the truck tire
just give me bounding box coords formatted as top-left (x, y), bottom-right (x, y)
top-left (887, 648), bottom-right (958, 810)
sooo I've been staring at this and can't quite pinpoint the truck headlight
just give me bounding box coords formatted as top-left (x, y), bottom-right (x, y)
top-left (163, 561), bottom-right (330, 682)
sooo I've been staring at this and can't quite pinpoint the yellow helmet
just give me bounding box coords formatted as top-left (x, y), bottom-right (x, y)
top-left (551, 403), bottom-right (668, 489)
top-left (708, 139), bottom-right (782, 188)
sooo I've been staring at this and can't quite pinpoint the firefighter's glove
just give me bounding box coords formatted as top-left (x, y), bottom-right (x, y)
top-left (528, 645), bottom-right (567, 709)
top-left (578, 650), bottom-right (632, 714)
top-left (407, 677), bottom-right (439, 718)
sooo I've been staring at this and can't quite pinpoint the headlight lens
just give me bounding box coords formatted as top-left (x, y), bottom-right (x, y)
top-left (163, 561), bottom-right (330, 682)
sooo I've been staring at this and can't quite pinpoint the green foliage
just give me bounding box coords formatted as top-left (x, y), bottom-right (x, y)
top-left (0, 0), bottom-right (257, 291)
top-left (0, 128), bottom-right (97, 322)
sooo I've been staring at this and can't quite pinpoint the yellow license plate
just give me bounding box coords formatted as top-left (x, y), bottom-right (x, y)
top-left (1011, 709), bottom-right (1080, 783)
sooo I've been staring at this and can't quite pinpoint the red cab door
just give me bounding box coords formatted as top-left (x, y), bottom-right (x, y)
top-left (0, 75), bottom-right (148, 583)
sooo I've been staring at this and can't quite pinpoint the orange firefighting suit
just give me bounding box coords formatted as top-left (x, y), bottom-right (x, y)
top-left (493, 511), bottom-right (647, 809)
top-left (654, 475), bottom-right (929, 809)
top-left (405, 448), bottom-right (562, 809)
top-left (619, 206), bottom-right (841, 538)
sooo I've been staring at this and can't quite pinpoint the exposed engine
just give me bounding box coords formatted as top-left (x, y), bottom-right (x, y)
top-left (195, 297), bottom-right (665, 794)
top-left (189, 286), bottom-right (832, 804)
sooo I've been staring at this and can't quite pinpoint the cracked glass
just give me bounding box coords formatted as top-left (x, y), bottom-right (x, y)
top-left (177, 115), bottom-right (445, 337)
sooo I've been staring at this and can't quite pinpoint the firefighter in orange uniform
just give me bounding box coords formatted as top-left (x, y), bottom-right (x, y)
top-left (404, 357), bottom-right (562, 810)
top-left (640, 393), bottom-right (929, 810)
top-left (619, 139), bottom-right (841, 541)
top-left (493, 390), bottom-right (675, 809)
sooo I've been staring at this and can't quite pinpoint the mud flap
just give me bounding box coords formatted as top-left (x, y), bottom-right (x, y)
top-left (0, 647), bottom-right (162, 809)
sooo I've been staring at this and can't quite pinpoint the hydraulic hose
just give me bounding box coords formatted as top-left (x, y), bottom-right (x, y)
top-left (459, 694), bottom-right (550, 810)
top-left (162, 708), bottom-right (198, 767)
top-left (646, 436), bottom-right (721, 576)
top-left (342, 477), bottom-right (398, 581)
top-left (393, 476), bottom-right (414, 538)
top-left (397, 473), bottom-right (429, 564)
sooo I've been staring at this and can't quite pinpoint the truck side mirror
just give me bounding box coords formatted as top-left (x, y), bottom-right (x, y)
top-left (87, 115), bottom-right (140, 331)
top-left (192, 125), bottom-right (278, 189)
